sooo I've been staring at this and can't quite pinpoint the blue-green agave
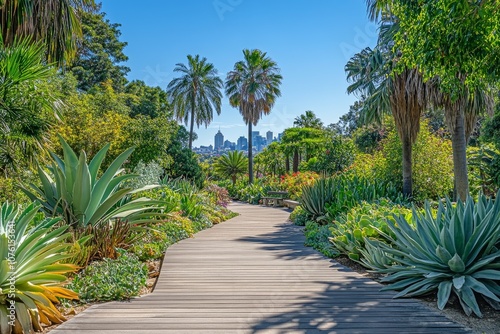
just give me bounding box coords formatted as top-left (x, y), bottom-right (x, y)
top-left (361, 193), bottom-right (500, 317)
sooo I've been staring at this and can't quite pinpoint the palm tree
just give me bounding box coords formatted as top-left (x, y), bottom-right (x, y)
top-left (0, 38), bottom-right (60, 176)
top-left (214, 151), bottom-right (248, 185)
top-left (225, 49), bottom-right (282, 183)
top-left (345, 9), bottom-right (427, 198)
top-left (0, 0), bottom-right (95, 65)
top-left (293, 110), bottom-right (324, 129)
top-left (366, 0), bottom-right (494, 200)
top-left (167, 55), bottom-right (223, 150)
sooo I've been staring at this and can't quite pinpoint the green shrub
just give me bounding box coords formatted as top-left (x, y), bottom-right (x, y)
top-left (131, 242), bottom-right (163, 261)
top-left (70, 251), bottom-right (148, 302)
top-left (304, 221), bottom-right (339, 258)
top-left (361, 193), bottom-right (500, 317)
top-left (329, 200), bottom-right (412, 262)
top-left (289, 206), bottom-right (309, 226)
top-left (300, 174), bottom-right (403, 223)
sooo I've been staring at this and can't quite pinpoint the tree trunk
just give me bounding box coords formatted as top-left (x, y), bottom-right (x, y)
top-left (401, 136), bottom-right (413, 198)
top-left (248, 123), bottom-right (253, 184)
top-left (449, 104), bottom-right (469, 201)
top-left (231, 174), bottom-right (236, 185)
top-left (285, 155), bottom-right (290, 173)
top-left (188, 96), bottom-right (196, 150)
top-left (293, 149), bottom-right (299, 173)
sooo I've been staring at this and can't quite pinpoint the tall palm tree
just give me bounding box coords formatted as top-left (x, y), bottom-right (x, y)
top-left (345, 9), bottom-right (427, 197)
top-left (225, 49), bottom-right (282, 184)
top-left (0, 0), bottom-right (95, 65)
top-left (167, 55), bottom-right (223, 150)
top-left (214, 150), bottom-right (247, 185)
top-left (293, 110), bottom-right (324, 129)
top-left (366, 0), bottom-right (494, 200)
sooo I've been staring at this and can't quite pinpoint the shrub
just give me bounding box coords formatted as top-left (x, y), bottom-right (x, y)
top-left (131, 243), bottom-right (163, 261)
top-left (329, 200), bottom-right (412, 262)
top-left (0, 202), bottom-right (78, 333)
top-left (280, 171), bottom-right (319, 200)
top-left (304, 221), bottom-right (338, 258)
top-left (204, 183), bottom-right (231, 208)
top-left (70, 251), bottom-right (148, 302)
top-left (289, 206), bottom-right (309, 226)
top-left (361, 194), bottom-right (500, 317)
top-left (300, 174), bottom-right (403, 223)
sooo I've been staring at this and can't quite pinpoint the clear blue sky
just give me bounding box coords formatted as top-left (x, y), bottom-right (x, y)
top-left (100, 1), bottom-right (377, 147)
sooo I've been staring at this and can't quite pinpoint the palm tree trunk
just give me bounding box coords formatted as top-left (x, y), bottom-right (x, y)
top-left (285, 155), bottom-right (290, 173)
top-left (248, 123), bottom-right (253, 184)
top-left (293, 149), bottom-right (299, 173)
top-left (188, 97), bottom-right (195, 150)
top-left (449, 104), bottom-right (469, 201)
top-left (401, 136), bottom-right (413, 197)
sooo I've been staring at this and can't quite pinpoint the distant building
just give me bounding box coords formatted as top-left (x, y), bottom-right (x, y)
top-left (237, 136), bottom-right (248, 151)
top-left (254, 135), bottom-right (266, 152)
top-left (266, 131), bottom-right (273, 145)
top-left (277, 132), bottom-right (283, 142)
top-left (214, 130), bottom-right (224, 151)
top-left (224, 140), bottom-right (235, 150)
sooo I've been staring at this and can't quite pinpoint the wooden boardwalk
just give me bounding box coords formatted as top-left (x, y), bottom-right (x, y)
top-left (51, 202), bottom-right (470, 334)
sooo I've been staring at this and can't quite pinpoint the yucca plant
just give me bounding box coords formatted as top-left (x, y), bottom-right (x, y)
top-left (21, 136), bottom-right (165, 230)
top-left (0, 202), bottom-right (78, 333)
top-left (361, 193), bottom-right (500, 317)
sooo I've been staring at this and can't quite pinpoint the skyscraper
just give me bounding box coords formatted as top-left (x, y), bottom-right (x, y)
top-left (237, 136), bottom-right (248, 151)
top-left (266, 131), bottom-right (273, 145)
top-left (214, 130), bottom-right (224, 151)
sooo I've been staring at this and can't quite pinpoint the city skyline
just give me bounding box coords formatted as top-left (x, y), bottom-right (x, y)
top-left (100, 1), bottom-right (377, 149)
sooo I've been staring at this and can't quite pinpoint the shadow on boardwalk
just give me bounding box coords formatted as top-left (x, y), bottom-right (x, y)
top-left (238, 211), bottom-right (469, 334)
top-left (50, 202), bottom-right (470, 334)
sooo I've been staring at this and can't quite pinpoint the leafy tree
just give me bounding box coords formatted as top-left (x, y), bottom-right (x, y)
top-left (167, 54), bottom-right (223, 150)
top-left (293, 110), bottom-right (323, 129)
top-left (254, 142), bottom-right (286, 177)
top-left (164, 126), bottom-right (204, 187)
top-left (214, 151), bottom-right (248, 185)
top-left (122, 112), bottom-right (176, 169)
top-left (51, 80), bottom-right (130, 164)
top-left (304, 135), bottom-right (356, 175)
top-left (281, 127), bottom-right (326, 173)
top-left (70, 5), bottom-right (129, 91)
top-left (378, 0), bottom-right (500, 200)
top-left (225, 49), bottom-right (282, 183)
top-left (125, 80), bottom-right (171, 118)
top-left (0, 0), bottom-right (96, 65)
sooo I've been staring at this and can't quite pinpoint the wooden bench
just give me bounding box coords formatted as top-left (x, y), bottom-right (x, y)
top-left (283, 199), bottom-right (300, 209)
top-left (262, 191), bottom-right (289, 207)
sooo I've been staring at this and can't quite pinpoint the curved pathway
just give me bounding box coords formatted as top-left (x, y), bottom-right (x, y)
top-left (51, 202), bottom-right (470, 334)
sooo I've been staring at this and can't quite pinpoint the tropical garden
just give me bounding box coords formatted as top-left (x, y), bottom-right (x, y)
top-left (0, 0), bottom-right (499, 333)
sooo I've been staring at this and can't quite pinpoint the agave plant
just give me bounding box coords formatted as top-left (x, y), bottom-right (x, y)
top-left (0, 202), bottom-right (78, 333)
top-left (300, 177), bottom-right (336, 222)
top-left (21, 136), bottom-right (165, 230)
top-left (361, 193), bottom-right (500, 317)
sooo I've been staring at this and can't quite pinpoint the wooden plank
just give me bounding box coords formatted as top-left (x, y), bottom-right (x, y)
top-left (50, 202), bottom-right (471, 333)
